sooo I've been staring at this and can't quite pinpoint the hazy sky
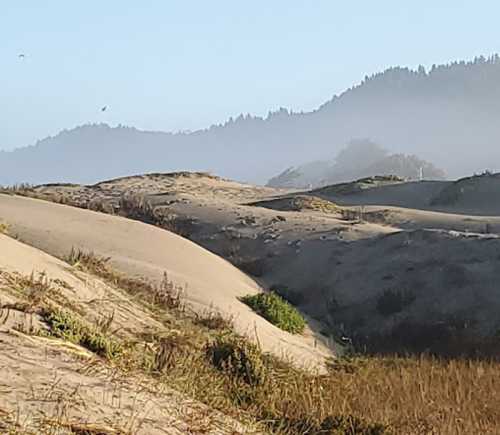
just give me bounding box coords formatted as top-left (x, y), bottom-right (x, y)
top-left (2, 1), bottom-right (500, 150)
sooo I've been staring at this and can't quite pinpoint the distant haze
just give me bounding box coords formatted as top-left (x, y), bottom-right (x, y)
top-left (3, 2), bottom-right (500, 150)
top-left (1, 56), bottom-right (500, 185)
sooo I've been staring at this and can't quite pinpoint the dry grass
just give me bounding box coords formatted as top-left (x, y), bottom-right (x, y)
top-left (0, 270), bottom-right (80, 315)
top-left (0, 183), bottom-right (73, 206)
top-left (66, 248), bottom-right (185, 312)
top-left (118, 193), bottom-right (194, 238)
top-left (141, 341), bottom-right (500, 434)
top-left (61, 250), bottom-right (500, 434)
top-left (194, 308), bottom-right (234, 331)
top-left (5, 251), bottom-right (500, 434)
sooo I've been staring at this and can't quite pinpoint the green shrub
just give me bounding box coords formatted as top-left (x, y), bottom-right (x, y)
top-left (206, 335), bottom-right (267, 386)
top-left (241, 292), bottom-right (306, 334)
top-left (41, 308), bottom-right (122, 359)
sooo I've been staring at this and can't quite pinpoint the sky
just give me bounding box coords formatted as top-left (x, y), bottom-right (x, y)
top-left (2, 1), bottom-right (500, 151)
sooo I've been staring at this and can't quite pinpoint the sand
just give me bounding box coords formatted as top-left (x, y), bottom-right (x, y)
top-left (0, 194), bottom-right (331, 369)
top-left (6, 171), bottom-right (500, 353)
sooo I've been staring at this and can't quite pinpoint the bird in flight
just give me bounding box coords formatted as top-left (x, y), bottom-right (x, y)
top-left (101, 106), bottom-right (108, 112)
top-left (18, 53), bottom-right (26, 59)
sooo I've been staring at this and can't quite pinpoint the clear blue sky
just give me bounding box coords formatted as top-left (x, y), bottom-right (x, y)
top-left (2, 1), bottom-right (499, 150)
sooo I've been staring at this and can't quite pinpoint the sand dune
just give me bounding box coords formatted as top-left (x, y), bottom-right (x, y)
top-left (0, 193), bottom-right (331, 368)
top-left (314, 173), bottom-right (500, 216)
top-left (7, 171), bottom-right (500, 356)
top-left (0, 234), bottom-right (254, 434)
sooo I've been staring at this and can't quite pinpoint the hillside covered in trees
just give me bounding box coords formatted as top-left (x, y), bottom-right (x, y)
top-left (1, 55), bottom-right (499, 185)
top-left (267, 139), bottom-right (447, 188)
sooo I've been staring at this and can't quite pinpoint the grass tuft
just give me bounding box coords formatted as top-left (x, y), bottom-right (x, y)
top-left (206, 335), bottom-right (267, 386)
top-left (41, 308), bottom-right (122, 359)
top-left (194, 309), bottom-right (234, 331)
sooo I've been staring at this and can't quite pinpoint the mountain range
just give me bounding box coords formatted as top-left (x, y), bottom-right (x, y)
top-left (2, 55), bottom-right (500, 186)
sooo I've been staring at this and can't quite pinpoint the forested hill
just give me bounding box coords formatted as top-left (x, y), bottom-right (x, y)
top-left (2, 55), bottom-right (500, 185)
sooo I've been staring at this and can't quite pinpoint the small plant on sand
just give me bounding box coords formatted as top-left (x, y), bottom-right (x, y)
top-left (41, 308), bottom-right (122, 359)
top-left (66, 247), bottom-right (111, 275)
top-left (241, 292), bottom-right (306, 334)
top-left (194, 309), bottom-right (234, 331)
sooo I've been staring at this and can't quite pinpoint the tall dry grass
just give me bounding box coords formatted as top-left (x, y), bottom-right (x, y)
top-left (60, 249), bottom-right (500, 434)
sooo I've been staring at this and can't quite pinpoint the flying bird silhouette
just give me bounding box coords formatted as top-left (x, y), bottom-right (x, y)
top-left (18, 54), bottom-right (26, 59)
top-left (101, 106), bottom-right (108, 112)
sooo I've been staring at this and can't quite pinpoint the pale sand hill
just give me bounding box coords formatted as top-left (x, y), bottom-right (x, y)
top-left (0, 194), bottom-right (331, 369)
top-left (357, 205), bottom-right (500, 234)
top-left (313, 173), bottom-right (500, 216)
top-left (11, 172), bottom-right (500, 355)
top-left (0, 234), bottom-right (252, 434)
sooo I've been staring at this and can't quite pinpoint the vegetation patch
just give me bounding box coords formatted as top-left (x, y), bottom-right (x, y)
top-left (241, 292), bottom-right (306, 334)
top-left (250, 195), bottom-right (339, 214)
top-left (118, 193), bottom-right (194, 238)
top-left (41, 308), bottom-right (122, 359)
top-left (28, 249), bottom-right (500, 434)
top-left (66, 248), bottom-right (185, 312)
top-left (206, 335), bottom-right (267, 386)
top-left (194, 309), bottom-right (234, 331)
top-left (270, 414), bottom-right (388, 435)
top-left (1, 270), bottom-right (79, 315)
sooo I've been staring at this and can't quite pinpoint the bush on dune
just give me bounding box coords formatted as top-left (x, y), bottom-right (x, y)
top-left (241, 292), bottom-right (306, 334)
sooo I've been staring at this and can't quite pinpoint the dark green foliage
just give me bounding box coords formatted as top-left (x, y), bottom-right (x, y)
top-left (241, 292), bottom-right (306, 334)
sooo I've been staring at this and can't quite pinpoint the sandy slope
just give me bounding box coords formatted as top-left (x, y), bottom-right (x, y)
top-left (11, 171), bottom-right (500, 354)
top-left (314, 173), bottom-right (500, 216)
top-left (0, 194), bottom-right (331, 368)
top-left (0, 234), bottom-right (252, 434)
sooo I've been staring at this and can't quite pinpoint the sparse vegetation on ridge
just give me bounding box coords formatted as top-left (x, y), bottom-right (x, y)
top-left (66, 248), bottom-right (185, 312)
top-left (241, 292), bottom-right (306, 334)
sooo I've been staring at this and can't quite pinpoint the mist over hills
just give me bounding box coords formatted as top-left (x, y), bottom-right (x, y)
top-left (2, 55), bottom-right (500, 186)
top-left (267, 139), bottom-right (447, 189)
